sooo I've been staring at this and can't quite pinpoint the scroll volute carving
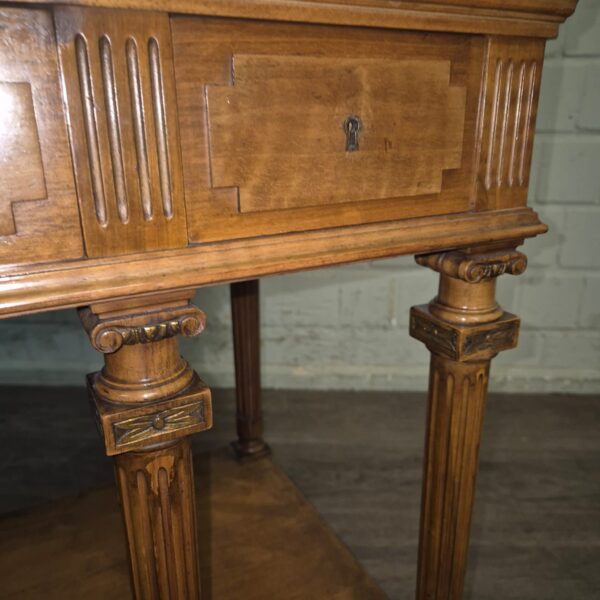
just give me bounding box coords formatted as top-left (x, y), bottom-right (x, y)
top-left (477, 36), bottom-right (545, 211)
top-left (79, 302), bottom-right (206, 354)
top-left (55, 7), bottom-right (187, 258)
top-left (416, 248), bottom-right (528, 283)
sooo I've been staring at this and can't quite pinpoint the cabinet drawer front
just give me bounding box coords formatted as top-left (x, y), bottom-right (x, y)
top-left (173, 18), bottom-right (484, 243)
top-left (207, 54), bottom-right (466, 212)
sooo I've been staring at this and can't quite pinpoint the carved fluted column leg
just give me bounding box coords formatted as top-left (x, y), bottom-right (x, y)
top-left (79, 292), bottom-right (212, 600)
top-left (410, 248), bottom-right (527, 600)
top-left (115, 440), bottom-right (200, 599)
top-left (230, 280), bottom-right (270, 459)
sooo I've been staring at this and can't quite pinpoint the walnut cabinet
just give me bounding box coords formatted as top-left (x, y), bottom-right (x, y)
top-left (0, 1), bottom-right (579, 598)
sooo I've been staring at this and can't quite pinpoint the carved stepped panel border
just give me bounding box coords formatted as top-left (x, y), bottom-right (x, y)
top-left (0, 8), bottom-right (83, 265)
top-left (204, 53), bottom-right (467, 213)
top-left (0, 81), bottom-right (47, 237)
top-left (172, 17), bottom-right (484, 244)
top-left (477, 37), bottom-right (545, 211)
top-left (55, 7), bottom-right (187, 257)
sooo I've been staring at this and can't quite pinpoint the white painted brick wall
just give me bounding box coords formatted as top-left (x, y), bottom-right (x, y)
top-left (0, 2), bottom-right (599, 393)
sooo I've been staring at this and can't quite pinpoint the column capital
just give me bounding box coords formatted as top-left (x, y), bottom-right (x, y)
top-left (411, 247), bottom-right (526, 361)
top-left (79, 294), bottom-right (206, 354)
top-left (415, 248), bottom-right (527, 283)
top-left (79, 292), bottom-right (213, 455)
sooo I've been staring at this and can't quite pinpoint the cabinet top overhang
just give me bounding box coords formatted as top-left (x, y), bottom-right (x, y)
top-left (4, 0), bottom-right (578, 38)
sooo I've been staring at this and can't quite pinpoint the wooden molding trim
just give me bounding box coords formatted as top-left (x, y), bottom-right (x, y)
top-left (0, 208), bottom-right (546, 318)
top-left (476, 37), bottom-right (546, 211)
top-left (3, 0), bottom-right (577, 37)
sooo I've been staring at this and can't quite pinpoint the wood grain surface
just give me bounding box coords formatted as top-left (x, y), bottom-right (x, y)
top-left (0, 82), bottom-right (47, 236)
top-left (0, 8), bottom-right (83, 266)
top-left (0, 207), bottom-right (546, 318)
top-left (0, 449), bottom-right (386, 600)
top-left (174, 17), bottom-right (482, 242)
top-left (206, 54), bottom-right (466, 212)
top-left (0, 0), bottom-right (577, 37)
top-left (0, 1), bottom-right (572, 320)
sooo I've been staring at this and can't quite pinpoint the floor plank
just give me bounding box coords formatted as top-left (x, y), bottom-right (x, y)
top-left (0, 386), bottom-right (598, 598)
top-left (0, 449), bottom-right (385, 599)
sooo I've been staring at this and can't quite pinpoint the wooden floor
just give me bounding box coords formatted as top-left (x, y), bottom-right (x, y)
top-left (0, 386), bottom-right (599, 599)
top-left (0, 448), bottom-right (384, 599)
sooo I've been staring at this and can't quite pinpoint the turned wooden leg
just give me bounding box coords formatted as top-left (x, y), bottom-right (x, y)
top-left (230, 279), bottom-right (270, 459)
top-left (79, 292), bottom-right (212, 600)
top-left (410, 248), bottom-right (527, 600)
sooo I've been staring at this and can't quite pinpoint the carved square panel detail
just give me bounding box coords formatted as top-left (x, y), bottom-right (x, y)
top-left (89, 374), bottom-right (213, 456)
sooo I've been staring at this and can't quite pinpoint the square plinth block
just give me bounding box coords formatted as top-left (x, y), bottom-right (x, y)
top-left (88, 374), bottom-right (213, 456)
top-left (410, 304), bottom-right (520, 361)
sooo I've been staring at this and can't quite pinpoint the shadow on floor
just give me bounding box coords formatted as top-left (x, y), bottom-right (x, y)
top-left (0, 386), bottom-right (598, 599)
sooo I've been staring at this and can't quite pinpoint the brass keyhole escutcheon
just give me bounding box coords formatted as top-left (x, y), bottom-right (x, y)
top-left (343, 115), bottom-right (362, 152)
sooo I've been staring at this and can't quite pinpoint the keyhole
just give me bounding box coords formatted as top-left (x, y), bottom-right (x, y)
top-left (343, 115), bottom-right (362, 152)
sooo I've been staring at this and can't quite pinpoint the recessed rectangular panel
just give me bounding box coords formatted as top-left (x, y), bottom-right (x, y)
top-left (0, 82), bottom-right (47, 235)
top-left (0, 9), bottom-right (83, 265)
top-left (207, 54), bottom-right (466, 212)
top-left (172, 17), bottom-right (483, 243)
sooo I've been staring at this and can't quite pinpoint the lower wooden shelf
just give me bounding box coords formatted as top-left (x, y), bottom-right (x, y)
top-left (0, 449), bottom-right (386, 599)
